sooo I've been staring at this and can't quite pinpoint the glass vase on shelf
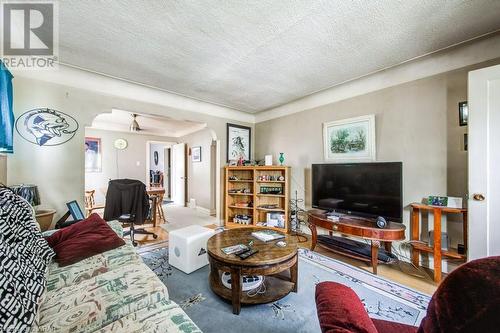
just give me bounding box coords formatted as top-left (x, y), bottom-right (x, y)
top-left (278, 153), bottom-right (285, 166)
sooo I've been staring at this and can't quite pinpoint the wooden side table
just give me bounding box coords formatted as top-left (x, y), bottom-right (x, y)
top-left (410, 203), bottom-right (467, 283)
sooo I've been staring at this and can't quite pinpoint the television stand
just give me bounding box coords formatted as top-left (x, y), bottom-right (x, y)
top-left (307, 210), bottom-right (406, 274)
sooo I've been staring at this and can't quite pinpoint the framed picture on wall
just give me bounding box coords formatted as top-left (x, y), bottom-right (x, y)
top-left (227, 123), bottom-right (251, 162)
top-left (459, 101), bottom-right (468, 126)
top-left (192, 146), bottom-right (202, 162)
top-left (323, 114), bottom-right (376, 162)
top-left (154, 151), bottom-right (159, 165)
top-left (85, 137), bottom-right (102, 172)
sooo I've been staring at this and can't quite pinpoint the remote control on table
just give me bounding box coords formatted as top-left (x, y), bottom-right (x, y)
top-left (234, 248), bottom-right (251, 256)
top-left (239, 249), bottom-right (259, 260)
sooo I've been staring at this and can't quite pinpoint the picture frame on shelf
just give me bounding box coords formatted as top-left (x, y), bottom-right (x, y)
top-left (192, 146), bottom-right (201, 162)
top-left (227, 123), bottom-right (251, 162)
top-left (323, 114), bottom-right (376, 162)
top-left (459, 101), bottom-right (468, 126)
top-left (266, 212), bottom-right (285, 228)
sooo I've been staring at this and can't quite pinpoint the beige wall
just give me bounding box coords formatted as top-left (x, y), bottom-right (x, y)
top-left (85, 128), bottom-right (177, 204)
top-left (8, 76), bottom-right (253, 221)
top-left (255, 59), bottom-right (500, 247)
top-left (256, 75), bottom-right (447, 241)
top-left (181, 128), bottom-right (215, 212)
top-left (0, 155), bottom-right (6, 184)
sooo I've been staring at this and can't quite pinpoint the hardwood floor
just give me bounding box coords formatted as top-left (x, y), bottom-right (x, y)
top-left (133, 224), bottom-right (438, 295)
top-left (299, 235), bottom-right (438, 295)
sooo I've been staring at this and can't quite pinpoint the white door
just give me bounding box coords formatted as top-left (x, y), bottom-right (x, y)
top-left (171, 143), bottom-right (186, 206)
top-left (468, 64), bottom-right (500, 260)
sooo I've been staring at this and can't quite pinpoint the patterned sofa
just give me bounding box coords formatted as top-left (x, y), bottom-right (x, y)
top-left (37, 221), bottom-right (202, 333)
top-left (0, 187), bottom-right (201, 333)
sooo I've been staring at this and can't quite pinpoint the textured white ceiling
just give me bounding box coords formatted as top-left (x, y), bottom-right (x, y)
top-left (59, 0), bottom-right (500, 113)
top-left (90, 109), bottom-right (207, 137)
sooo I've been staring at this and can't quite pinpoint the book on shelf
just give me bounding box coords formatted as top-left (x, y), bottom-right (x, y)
top-left (258, 204), bottom-right (279, 209)
top-left (251, 230), bottom-right (285, 242)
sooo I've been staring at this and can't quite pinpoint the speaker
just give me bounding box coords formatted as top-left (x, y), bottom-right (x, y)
top-left (376, 216), bottom-right (387, 229)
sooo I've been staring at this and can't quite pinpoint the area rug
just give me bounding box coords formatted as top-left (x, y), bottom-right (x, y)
top-left (140, 247), bottom-right (431, 333)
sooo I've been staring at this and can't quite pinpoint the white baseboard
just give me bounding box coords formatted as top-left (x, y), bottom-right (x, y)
top-left (195, 206), bottom-right (214, 215)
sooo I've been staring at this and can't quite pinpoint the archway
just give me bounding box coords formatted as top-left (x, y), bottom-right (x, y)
top-left (84, 109), bottom-right (221, 223)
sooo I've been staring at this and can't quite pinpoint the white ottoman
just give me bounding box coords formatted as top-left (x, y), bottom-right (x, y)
top-left (168, 225), bottom-right (215, 274)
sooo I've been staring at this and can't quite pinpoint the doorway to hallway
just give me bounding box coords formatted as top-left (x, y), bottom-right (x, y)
top-left (147, 141), bottom-right (174, 201)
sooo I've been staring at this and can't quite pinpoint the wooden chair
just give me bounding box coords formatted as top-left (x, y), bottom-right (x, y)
top-left (84, 190), bottom-right (105, 217)
top-left (150, 171), bottom-right (164, 187)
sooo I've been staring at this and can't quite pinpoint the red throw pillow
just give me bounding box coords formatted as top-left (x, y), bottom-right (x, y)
top-left (45, 213), bottom-right (125, 267)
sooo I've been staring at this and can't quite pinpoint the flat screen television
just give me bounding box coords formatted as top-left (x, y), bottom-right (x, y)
top-left (312, 162), bottom-right (403, 222)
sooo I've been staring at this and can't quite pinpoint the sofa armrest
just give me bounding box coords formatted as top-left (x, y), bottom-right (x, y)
top-left (315, 281), bottom-right (378, 333)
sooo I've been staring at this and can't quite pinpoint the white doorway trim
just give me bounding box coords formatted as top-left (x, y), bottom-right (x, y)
top-left (145, 140), bottom-right (176, 188)
top-left (171, 142), bottom-right (187, 206)
top-left (145, 135), bottom-right (221, 223)
top-left (215, 139), bottom-right (221, 223)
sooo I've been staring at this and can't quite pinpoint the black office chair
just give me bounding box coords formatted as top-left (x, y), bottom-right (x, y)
top-left (103, 179), bottom-right (158, 246)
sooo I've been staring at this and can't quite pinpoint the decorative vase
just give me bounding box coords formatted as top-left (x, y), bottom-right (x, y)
top-left (278, 153), bottom-right (285, 166)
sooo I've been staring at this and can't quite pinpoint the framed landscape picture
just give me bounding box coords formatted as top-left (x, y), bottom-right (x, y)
top-left (227, 123), bottom-right (251, 162)
top-left (85, 137), bottom-right (102, 172)
top-left (323, 114), bottom-right (376, 162)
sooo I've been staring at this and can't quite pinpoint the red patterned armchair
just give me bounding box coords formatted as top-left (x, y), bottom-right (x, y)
top-left (315, 256), bottom-right (500, 333)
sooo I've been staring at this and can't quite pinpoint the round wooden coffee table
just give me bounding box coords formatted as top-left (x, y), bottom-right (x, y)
top-left (207, 228), bottom-right (298, 315)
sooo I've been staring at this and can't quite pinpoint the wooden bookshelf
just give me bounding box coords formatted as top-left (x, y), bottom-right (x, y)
top-left (224, 166), bottom-right (290, 233)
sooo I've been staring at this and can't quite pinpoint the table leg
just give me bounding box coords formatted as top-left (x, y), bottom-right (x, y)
top-left (462, 211), bottom-right (468, 254)
top-left (160, 194), bottom-right (166, 223)
top-left (433, 209), bottom-right (442, 283)
top-left (411, 207), bottom-right (421, 267)
top-left (308, 223), bottom-right (318, 251)
top-left (230, 267), bottom-right (242, 315)
top-left (153, 195), bottom-right (161, 224)
top-left (384, 241), bottom-right (392, 253)
top-left (371, 240), bottom-right (380, 275)
top-left (290, 257), bottom-right (298, 293)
